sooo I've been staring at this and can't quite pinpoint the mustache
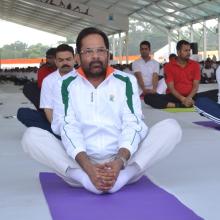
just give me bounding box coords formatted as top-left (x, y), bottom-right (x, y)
top-left (89, 61), bottom-right (103, 67)
top-left (61, 64), bottom-right (71, 68)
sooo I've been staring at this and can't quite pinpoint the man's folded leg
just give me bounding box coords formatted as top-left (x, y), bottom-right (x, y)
top-left (21, 127), bottom-right (81, 186)
top-left (128, 118), bottom-right (182, 183)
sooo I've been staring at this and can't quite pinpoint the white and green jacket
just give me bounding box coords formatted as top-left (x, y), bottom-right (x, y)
top-left (54, 66), bottom-right (148, 160)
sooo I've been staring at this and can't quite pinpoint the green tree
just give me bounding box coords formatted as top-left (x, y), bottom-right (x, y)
top-left (1, 41), bottom-right (27, 58)
top-left (26, 43), bottom-right (49, 58)
top-left (0, 42), bottom-right (51, 59)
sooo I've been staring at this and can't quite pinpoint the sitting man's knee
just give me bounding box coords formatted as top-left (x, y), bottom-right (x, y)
top-left (17, 108), bottom-right (30, 121)
top-left (17, 108), bottom-right (26, 121)
top-left (166, 118), bottom-right (182, 139)
top-left (21, 127), bottom-right (37, 152)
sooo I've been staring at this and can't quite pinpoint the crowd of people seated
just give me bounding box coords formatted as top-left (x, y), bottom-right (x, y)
top-left (200, 58), bottom-right (219, 83)
top-left (1, 59), bottom-right (220, 86)
top-left (0, 66), bottom-right (38, 85)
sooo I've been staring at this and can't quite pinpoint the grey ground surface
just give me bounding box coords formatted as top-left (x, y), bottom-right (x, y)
top-left (0, 82), bottom-right (219, 220)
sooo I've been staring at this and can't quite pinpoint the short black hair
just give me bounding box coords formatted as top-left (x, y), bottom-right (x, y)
top-left (140, 41), bottom-right (151, 50)
top-left (76, 27), bottom-right (109, 54)
top-left (46, 48), bottom-right (56, 57)
top-left (56, 44), bottom-right (74, 56)
top-left (176, 40), bottom-right (190, 51)
top-left (169, 53), bottom-right (177, 59)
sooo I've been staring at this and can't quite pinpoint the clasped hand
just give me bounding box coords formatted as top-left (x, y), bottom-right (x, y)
top-left (181, 97), bottom-right (194, 107)
top-left (87, 159), bottom-right (123, 192)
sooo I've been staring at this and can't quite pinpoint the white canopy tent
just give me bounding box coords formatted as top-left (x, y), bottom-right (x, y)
top-left (1, 0), bottom-right (220, 61)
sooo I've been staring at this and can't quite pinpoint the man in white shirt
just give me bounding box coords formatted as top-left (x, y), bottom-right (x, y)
top-left (201, 59), bottom-right (215, 83)
top-left (40, 44), bottom-right (76, 127)
top-left (17, 44), bottom-right (75, 136)
top-left (22, 27), bottom-right (182, 194)
top-left (132, 41), bottom-right (166, 95)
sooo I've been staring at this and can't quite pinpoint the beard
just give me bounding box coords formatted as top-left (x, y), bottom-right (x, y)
top-left (83, 60), bottom-right (107, 78)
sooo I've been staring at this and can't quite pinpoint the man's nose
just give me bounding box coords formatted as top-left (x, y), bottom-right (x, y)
top-left (63, 60), bottom-right (69, 65)
top-left (91, 50), bottom-right (100, 58)
top-left (91, 52), bottom-right (100, 60)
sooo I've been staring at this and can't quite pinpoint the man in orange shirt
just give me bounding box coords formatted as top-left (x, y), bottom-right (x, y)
top-left (144, 40), bottom-right (201, 109)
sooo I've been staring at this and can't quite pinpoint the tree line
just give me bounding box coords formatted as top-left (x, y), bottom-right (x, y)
top-left (0, 41), bottom-right (51, 59)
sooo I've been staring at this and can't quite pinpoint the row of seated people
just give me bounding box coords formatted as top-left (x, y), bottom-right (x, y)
top-left (0, 40), bottom-right (217, 128)
top-left (1, 57), bottom-right (219, 87)
top-left (0, 64), bottom-right (131, 86)
top-left (199, 58), bottom-right (219, 83)
top-left (0, 67), bottom-right (38, 85)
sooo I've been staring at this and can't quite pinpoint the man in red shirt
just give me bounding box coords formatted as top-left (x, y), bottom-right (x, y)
top-left (144, 40), bottom-right (201, 109)
top-left (37, 48), bottom-right (57, 88)
top-left (23, 48), bottom-right (56, 110)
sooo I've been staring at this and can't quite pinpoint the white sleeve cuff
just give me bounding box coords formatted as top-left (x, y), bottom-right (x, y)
top-left (66, 147), bottom-right (86, 160)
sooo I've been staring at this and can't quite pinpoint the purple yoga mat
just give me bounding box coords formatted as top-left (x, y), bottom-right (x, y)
top-left (39, 172), bottom-right (203, 220)
top-left (193, 121), bottom-right (220, 131)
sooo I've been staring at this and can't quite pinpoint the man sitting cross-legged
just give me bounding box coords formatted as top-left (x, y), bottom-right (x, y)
top-left (21, 27), bottom-right (182, 194)
top-left (132, 40), bottom-right (166, 96)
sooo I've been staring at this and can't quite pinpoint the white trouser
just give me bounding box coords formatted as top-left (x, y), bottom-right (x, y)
top-left (139, 78), bottom-right (167, 95)
top-left (22, 118), bottom-right (182, 186)
top-left (127, 118), bottom-right (182, 183)
top-left (156, 78), bottom-right (167, 94)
